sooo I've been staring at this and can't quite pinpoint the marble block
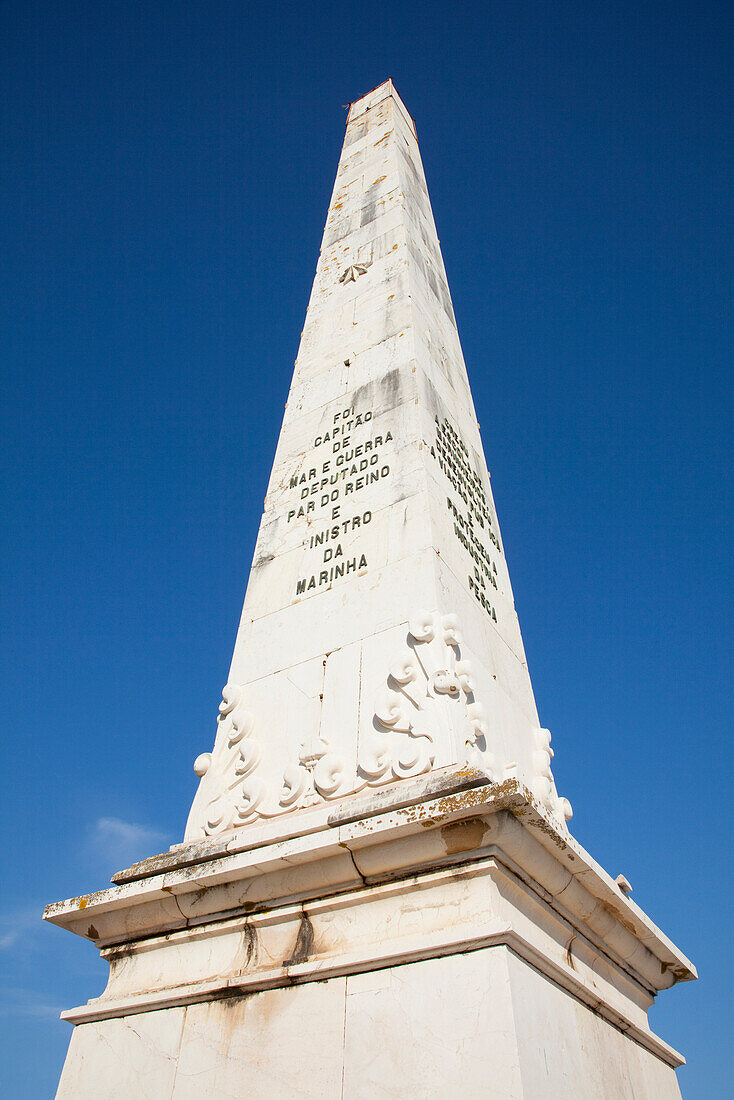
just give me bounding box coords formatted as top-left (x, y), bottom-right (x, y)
top-left (47, 775), bottom-right (693, 1096)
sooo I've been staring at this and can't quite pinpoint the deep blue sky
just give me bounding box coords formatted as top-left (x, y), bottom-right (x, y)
top-left (1, 1), bottom-right (731, 1095)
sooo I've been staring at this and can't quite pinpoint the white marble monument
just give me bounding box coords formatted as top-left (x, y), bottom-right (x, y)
top-left (46, 80), bottom-right (695, 1098)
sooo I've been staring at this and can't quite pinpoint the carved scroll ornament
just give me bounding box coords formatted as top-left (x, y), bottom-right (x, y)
top-left (192, 610), bottom-right (495, 836)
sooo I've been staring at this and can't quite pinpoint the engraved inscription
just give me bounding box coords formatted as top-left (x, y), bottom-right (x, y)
top-left (430, 416), bottom-right (501, 621)
top-left (282, 399), bottom-right (395, 596)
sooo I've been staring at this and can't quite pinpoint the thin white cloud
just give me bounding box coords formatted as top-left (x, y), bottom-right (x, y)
top-left (0, 986), bottom-right (66, 1019)
top-left (91, 817), bottom-right (169, 869)
top-left (0, 906), bottom-right (45, 953)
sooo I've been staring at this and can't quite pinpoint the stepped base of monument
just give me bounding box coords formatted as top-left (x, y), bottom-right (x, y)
top-left (46, 770), bottom-right (693, 1098)
top-left (55, 945), bottom-right (682, 1099)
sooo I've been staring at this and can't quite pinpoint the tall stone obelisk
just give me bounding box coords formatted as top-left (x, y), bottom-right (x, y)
top-left (46, 81), bottom-right (695, 1099)
top-left (183, 77), bottom-right (568, 841)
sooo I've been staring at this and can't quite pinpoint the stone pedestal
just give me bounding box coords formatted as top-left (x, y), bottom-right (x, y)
top-left (47, 771), bottom-right (693, 1098)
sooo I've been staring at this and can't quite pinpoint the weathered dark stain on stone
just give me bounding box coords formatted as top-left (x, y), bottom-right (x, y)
top-left (105, 943), bottom-right (135, 963)
top-left (283, 911), bottom-right (314, 967)
top-left (440, 819), bottom-right (486, 855)
top-left (596, 898), bottom-right (638, 938)
top-left (86, 924), bottom-right (99, 940)
top-left (522, 811), bottom-right (569, 851)
top-left (242, 921), bottom-right (258, 969)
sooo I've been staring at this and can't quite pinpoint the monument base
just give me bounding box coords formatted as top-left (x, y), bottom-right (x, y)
top-left (46, 771), bottom-right (694, 1098)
